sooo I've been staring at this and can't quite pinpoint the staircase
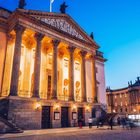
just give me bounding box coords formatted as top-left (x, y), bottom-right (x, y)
top-left (0, 97), bottom-right (23, 133)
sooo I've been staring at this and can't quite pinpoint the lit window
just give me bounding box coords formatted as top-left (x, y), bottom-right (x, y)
top-left (115, 95), bottom-right (117, 99)
top-left (120, 94), bottom-right (122, 98)
top-left (121, 102), bottom-right (122, 106)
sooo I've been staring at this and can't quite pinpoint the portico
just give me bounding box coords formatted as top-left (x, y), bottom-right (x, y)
top-left (0, 8), bottom-right (106, 129)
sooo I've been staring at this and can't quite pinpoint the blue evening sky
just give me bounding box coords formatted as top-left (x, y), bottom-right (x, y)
top-left (0, 0), bottom-right (140, 89)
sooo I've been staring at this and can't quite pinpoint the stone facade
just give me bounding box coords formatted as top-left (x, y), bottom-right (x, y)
top-left (106, 77), bottom-right (140, 119)
top-left (0, 7), bottom-right (106, 129)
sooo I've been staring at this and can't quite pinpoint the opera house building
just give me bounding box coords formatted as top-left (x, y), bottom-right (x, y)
top-left (0, 7), bottom-right (106, 129)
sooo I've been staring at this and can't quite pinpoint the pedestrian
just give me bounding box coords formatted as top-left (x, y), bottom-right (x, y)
top-left (117, 117), bottom-right (121, 125)
top-left (109, 117), bottom-right (113, 130)
top-left (78, 117), bottom-right (83, 128)
top-left (121, 118), bottom-right (126, 129)
top-left (88, 117), bottom-right (93, 128)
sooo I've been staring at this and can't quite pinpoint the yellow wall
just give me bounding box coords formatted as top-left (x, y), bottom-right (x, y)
top-left (0, 32), bottom-right (7, 94)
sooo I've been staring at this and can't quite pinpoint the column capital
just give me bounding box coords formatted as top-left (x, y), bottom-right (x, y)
top-left (34, 33), bottom-right (44, 42)
top-left (67, 46), bottom-right (76, 53)
top-left (52, 39), bottom-right (60, 47)
top-left (80, 50), bottom-right (87, 58)
top-left (14, 24), bottom-right (25, 34)
top-left (89, 54), bottom-right (96, 60)
top-left (7, 33), bottom-right (15, 44)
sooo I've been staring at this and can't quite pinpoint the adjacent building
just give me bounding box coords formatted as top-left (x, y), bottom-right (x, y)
top-left (0, 7), bottom-right (106, 129)
top-left (106, 77), bottom-right (140, 120)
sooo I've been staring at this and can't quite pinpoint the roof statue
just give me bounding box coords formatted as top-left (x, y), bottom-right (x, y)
top-left (90, 32), bottom-right (94, 40)
top-left (60, 2), bottom-right (68, 14)
top-left (18, 0), bottom-right (26, 9)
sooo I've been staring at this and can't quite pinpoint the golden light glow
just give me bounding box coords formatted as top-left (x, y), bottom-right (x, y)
top-left (86, 105), bottom-right (90, 112)
top-left (72, 105), bottom-right (77, 110)
top-left (22, 29), bottom-right (36, 50)
top-left (113, 109), bottom-right (116, 113)
top-left (54, 104), bottom-right (60, 110)
top-left (133, 109), bottom-right (136, 112)
top-left (35, 102), bottom-right (41, 110)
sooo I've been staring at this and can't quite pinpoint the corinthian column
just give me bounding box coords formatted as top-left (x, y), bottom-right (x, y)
top-left (9, 25), bottom-right (25, 96)
top-left (32, 33), bottom-right (44, 98)
top-left (91, 55), bottom-right (98, 103)
top-left (51, 39), bottom-right (60, 99)
top-left (68, 46), bottom-right (76, 101)
top-left (80, 51), bottom-right (87, 102)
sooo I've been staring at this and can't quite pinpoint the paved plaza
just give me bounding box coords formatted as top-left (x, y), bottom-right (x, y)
top-left (0, 126), bottom-right (140, 140)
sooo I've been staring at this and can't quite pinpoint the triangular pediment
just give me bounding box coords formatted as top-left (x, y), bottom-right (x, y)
top-left (17, 9), bottom-right (95, 45)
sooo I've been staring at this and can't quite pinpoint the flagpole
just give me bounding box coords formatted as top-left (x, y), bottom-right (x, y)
top-left (50, 0), bottom-right (52, 12)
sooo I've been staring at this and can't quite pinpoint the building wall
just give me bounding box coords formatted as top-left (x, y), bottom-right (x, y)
top-left (96, 60), bottom-right (106, 104)
top-left (86, 60), bottom-right (92, 102)
top-left (106, 86), bottom-right (140, 116)
top-left (0, 31), bottom-right (7, 94)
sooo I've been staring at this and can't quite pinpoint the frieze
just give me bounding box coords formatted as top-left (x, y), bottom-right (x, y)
top-left (34, 16), bottom-right (85, 41)
top-left (19, 18), bottom-right (93, 52)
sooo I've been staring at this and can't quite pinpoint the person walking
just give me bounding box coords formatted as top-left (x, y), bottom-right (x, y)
top-left (78, 117), bottom-right (83, 128)
top-left (88, 117), bottom-right (93, 128)
top-left (109, 117), bottom-right (113, 130)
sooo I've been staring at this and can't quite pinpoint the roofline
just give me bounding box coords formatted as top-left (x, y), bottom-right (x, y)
top-left (0, 7), bottom-right (12, 13)
top-left (17, 8), bottom-right (99, 49)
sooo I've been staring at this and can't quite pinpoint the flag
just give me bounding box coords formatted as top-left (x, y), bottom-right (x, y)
top-left (50, 0), bottom-right (54, 3)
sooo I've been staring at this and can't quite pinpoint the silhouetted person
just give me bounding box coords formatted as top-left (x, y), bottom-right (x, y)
top-left (18, 0), bottom-right (26, 9)
top-left (60, 2), bottom-right (68, 13)
top-left (109, 117), bottom-right (113, 130)
top-left (117, 117), bottom-right (121, 125)
top-left (78, 116), bottom-right (83, 128)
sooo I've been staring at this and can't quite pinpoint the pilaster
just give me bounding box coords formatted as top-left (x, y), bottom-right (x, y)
top-left (80, 51), bottom-right (87, 102)
top-left (91, 55), bottom-right (98, 103)
top-left (68, 46), bottom-right (76, 101)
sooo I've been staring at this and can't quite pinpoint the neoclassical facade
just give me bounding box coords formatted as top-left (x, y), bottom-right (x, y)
top-left (106, 77), bottom-right (140, 120)
top-left (0, 7), bottom-right (106, 129)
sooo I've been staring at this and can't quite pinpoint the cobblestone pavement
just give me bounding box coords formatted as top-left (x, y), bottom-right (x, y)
top-left (0, 126), bottom-right (140, 140)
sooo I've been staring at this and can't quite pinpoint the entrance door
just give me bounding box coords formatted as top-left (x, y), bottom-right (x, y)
top-left (61, 107), bottom-right (69, 127)
top-left (78, 107), bottom-right (85, 126)
top-left (42, 106), bottom-right (52, 129)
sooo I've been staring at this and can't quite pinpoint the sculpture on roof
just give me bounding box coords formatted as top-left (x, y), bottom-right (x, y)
top-left (90, 32), bottom-right (94, 40)
top-left (18, 0), bottom-right (26, 9)
top-left (60, 2), bottom-right (68, 14)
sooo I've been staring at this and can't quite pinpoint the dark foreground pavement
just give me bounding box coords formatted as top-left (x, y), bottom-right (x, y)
top-left (0, 126), bottom-right (140, 140)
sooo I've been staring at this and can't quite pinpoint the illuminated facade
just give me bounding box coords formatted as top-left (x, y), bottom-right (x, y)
top-left (0, 7), bottom-right (106, 129)
top-left (106, 77), bottom-right (140, 120)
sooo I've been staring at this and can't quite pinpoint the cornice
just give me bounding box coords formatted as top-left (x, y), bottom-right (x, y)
top-left (0, 18), bottom-right (8, 32)
top-left (7, 10), bottom-right (96, 52)
top-left (16, 9), bottom-right (99, 49)
top-left (95, 56), bottom-right (107, 63)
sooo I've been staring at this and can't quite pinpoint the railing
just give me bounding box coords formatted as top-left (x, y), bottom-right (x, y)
top-left (96, 50), bottom-right (104, 58)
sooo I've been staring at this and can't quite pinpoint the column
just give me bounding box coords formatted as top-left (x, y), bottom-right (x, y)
top-left (80, 51), bottom-right (87, 102)
top-left (91, 55), bottom-right (98, 103)
top-left (68, 46), bottom-right (76, 101)
top-left (9, 25), bottom-right (25, 96)
top-left (32, 33), bottom-right (44, 98)
top-left (51, 39), bottom-right (60, 99)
